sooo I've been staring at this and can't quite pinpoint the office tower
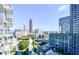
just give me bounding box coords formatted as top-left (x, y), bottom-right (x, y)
top-left (70, 4), bottom-right (79, 33)
top-left (29, 19), bottom-right (32, 33)
top-left (59, 16), bottom-right (70, 33)
top-left (49, 4), bottom-right (79, 55)
top-left (70, 4), bottom-right (79, 54)
top-left (0, 4), bottom-right (13, 55)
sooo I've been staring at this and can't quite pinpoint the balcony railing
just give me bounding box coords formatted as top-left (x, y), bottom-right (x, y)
top-left (0, 4), bottom-right (13, 14)
top-left (3, 21), bottom-right (13, 27)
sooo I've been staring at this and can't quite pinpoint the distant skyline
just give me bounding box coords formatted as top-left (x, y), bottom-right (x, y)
top-left (13, 4), bottom-right (70, 31)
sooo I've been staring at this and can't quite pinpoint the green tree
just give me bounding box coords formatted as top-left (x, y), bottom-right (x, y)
top-left (11, 47), bottom-right (16, 55)
top-left (18, 40), bottom-right (29, 50)
top-left (21, 34), bottom-right (36, 40)
top-left (21, 35), bottom-right (29, 40)
top-left (34, 42), bottom-right (46, 45)
top-left (32, 47), bottom-right (37, 52)
top-left (30, 35), bottom-right (36, 39)
top-left (20, 34), bottom-right (36, 52)
top-left (23, 48), bottom-right (29, 55)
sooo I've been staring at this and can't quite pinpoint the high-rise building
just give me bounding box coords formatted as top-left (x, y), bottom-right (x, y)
top-left (29, 19), bottom-right (32, 33)
top-left (0, 4), bottom-right (13, 55)
top-left (70, 4), bottom-right (79, 33)
top-left (49, 4), bottom-right (79, 55)
top-left (70, 4), bottom-right (79, 54)
top-left (59, 16), bottom-right (70, 33)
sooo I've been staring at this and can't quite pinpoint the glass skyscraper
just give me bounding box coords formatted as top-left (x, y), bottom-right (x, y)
top-left (59, 16), bottom-right (70, 33)
top-left (70, 4), bottom-right (79, 33)
top-left (70, 4), bottom-right (79, 54)
top-left (49, 33), bottom-right (77, 54)
top-left (49, 4), bottom-right (79, 55)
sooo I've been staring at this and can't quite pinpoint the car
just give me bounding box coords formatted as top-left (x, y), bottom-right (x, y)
top-left (53, 48), bottom-right (56, 51)
top-left (45, 49), bottom-right (54, 55)
top-left (42, 43), bottom-right (51, 51)
top-left (39, 52), bottom-right (43, 55)
top-left (37, 43), bottom-right (52, 54)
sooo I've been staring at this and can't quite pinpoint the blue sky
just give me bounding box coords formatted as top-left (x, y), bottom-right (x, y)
top-left (13, 4), bottom-right (70, 31)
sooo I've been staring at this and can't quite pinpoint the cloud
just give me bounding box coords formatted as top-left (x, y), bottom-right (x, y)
top-left (58, 5), bottom-right (69, 12)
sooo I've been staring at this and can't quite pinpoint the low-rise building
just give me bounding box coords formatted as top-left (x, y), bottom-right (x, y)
top-left (14, 29), bottom-right (29, 39)
top-left (34, 29), bottom-right (49, 40)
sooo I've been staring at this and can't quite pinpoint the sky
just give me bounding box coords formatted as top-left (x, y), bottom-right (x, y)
top-left (12, 4), bottom-right (70, 31)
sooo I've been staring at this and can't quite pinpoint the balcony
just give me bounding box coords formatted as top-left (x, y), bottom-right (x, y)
top-left (0, 4), bottom-right (13, 14)
top-left (0, 39), bottom-right (4, 52)
top-left (7, 23), bottom-right (13, 27)
top-left (5, 31), bottom-right (13, 37)
top-left (0, 45), bottom-right (4, 53)
top-left (0, 30), bottom-right (3, 38)
top-left (6, 18), bottom-right (12, 23)
top-left (0, 4), bottom-right (3, 12)
top-left (3, 21), bottom-right (13, 27)
top-left (0, 17), bottom-right (3, 26)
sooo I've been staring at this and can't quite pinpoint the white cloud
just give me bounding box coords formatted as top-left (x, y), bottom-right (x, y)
top-left (58, 5), bottom-right (69, 12)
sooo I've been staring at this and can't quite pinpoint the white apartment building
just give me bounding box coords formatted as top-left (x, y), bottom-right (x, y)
top-left (0, 4), bottom-right (13, 55)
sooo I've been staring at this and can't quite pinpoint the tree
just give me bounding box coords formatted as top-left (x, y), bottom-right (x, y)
top-left (18, 40), bottom-right (29, 50)
top-left (20, 34), bottom-right (36, 51)
top-left (23, 48), bottom-right (29, 55)
top-left (21, 34), bottom-right (36, 40)
top-left (34, 42), bottom-right (46, 45)
top-left (11, 47), bottom-right (16, 55)
top-left (21, 35), bottom-right (29, 40)
top-left (32, 47), bottom-right (37, 52)
top-left (30, 35), bottom-right (36, 39)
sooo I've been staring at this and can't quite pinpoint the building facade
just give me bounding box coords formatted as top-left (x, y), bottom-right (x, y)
top-left (59, 16), bottom-right (70, 33)
top-left (49, 4), bottom-right (79, 55)
top-left (0, 4), bottom-right (13, 55)
top-left (70, 4), bottom-right (79, 33)
top-left (14, 28), bottom-right (29, 39)
top-left (70, 4), bottom-right (79, 54)
top-left (49, 33), bottom-right (77, 55)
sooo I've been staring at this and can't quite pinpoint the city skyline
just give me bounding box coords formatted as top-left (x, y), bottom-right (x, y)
top-left (13, 4), bottom-right (70, 31)
top-left (0, 4), bottom-right (79, 55)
